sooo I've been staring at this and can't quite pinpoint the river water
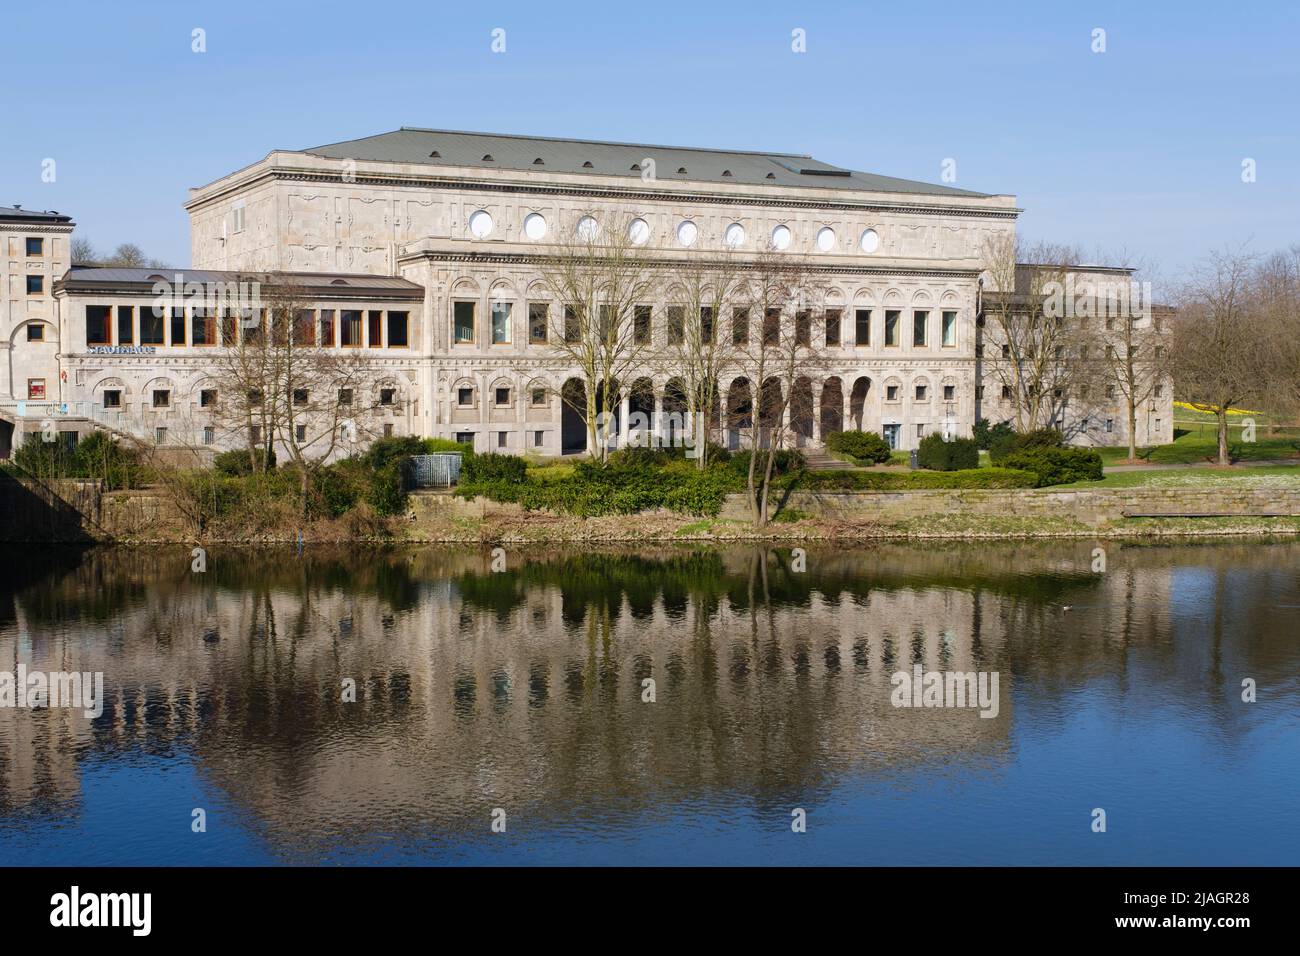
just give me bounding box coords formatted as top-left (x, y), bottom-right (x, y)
top-left (1, 540), bottom-right (1297, 865)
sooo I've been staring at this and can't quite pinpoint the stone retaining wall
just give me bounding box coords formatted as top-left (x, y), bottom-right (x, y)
top-left (720, 487), bottom-right (1300, 524)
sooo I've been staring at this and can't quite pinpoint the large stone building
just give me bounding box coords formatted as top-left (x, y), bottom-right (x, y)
top-left (0, 127), bottom-right (1172, 459)
top-left (1, 206), bottom-right (73, 456)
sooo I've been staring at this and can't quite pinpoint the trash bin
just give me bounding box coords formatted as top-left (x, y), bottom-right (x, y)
top-left (909, 449), bottom-right (919, 469)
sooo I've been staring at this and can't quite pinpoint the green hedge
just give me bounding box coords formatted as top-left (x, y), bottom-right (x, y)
top-left (788, 467), bottom-right (1038, 490)
top-left (989, 427), bottom-right (1064, 465)
top-left (728, 448), bottom-right (806, 477)
top-left (1000, 447), bottom-right (1103, 486)
top-left (462, 452), bottom-right (527, 483)
top-left (916, 434), bottom-right (979, 471)
top-left (458, 459), bottom-right (736, 517)
top-left (973, 418), bottom-right (1015, 450)
top-left (825, 430), bottom-right (892, 463)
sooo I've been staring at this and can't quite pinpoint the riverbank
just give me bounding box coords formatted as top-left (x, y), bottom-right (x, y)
top-left (7, 475), bottom-right (1300, 543)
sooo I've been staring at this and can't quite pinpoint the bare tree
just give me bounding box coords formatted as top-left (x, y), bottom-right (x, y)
top-left (1170, 248), bottom-right (1272, 465)
top-left (205, 275), bottom-right (382, 511)
top-left (1254, 245), bottom-right (1300, 427)
top-left (734, 248), bottom-right (826, 526)
top-left (536, 211), bottom-right (659, 460)
top-left (1090, 254), bottom-right (1171, 460)
top-left (70, 236), bottom-right (97, 264)
top-left (980, 236), bottom-right (1100, 434)
top-left (662, 248), bottom-right (748, 469)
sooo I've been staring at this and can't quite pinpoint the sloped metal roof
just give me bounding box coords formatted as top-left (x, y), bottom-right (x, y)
top-left (1, 205), bottom-right (73, 224)
top-left (300, 127), bottom-right (990, 198)
top-left (56, 267), bottom-right (425, 298)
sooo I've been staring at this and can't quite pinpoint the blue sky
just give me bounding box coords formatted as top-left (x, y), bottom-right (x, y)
top-left (5, 0), bottom-right (1296, 279)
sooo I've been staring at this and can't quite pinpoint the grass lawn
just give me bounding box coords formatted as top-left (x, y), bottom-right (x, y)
top-left (1097, 429), bottom-right (1300, 465)
top-left (1058, 464), bottom-right (1300, 489)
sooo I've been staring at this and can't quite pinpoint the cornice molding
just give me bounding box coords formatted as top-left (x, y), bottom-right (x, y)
top-left (188, 167), bottom-right (1021, 221)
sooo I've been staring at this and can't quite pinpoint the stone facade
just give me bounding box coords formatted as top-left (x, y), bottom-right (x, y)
top-left (1, 206), bottom-right (73, 455)
top-left (2, 128), bottom-right (1174, 458)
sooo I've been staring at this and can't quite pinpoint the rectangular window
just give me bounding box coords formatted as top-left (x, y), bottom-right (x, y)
top-left (457, 387), bottom-right (474, 407)
top-left (250, 425), bottom-right (262, 444)
top-left (563, 306), bottom-right (579, 343)
top-left (529, 303), bottom-right (549, 344)
top-left (382, 424), bottom-right (394, 438)
top-left (1105, 418), bottom-right (1114, 433)
top-left (27, 379), bottom-right (45, 400)
top-left (155, 427), bottom-right (168, 445)
top-left (495, 387), bottom-right (511, 406)
top-left (117, 306), bottom-right (134, 345)
top-left (732, 308), bottom-right (749, 346)
top-left (103, 389), bottom-right (123, 409)
top-left (26, 275), bottom-right (44, 295)
top-left (455, 431), bottom-right (475, 446)
top-left (220, 311), bottom-right (237, 346)
top-left (170, 308), bottom-right (186, 346)
top-left (491, 302), bottom-right (511, 344)
top-left (140, 306), bottom-right (165, 345)
top-left (943, 384), bottom-right (955, 401)
top-left (318, 310), bottom-right (336, 347)
top-left (634, 305), bottom-right (651, 345)
top-left (293, 388), bottom-right (309, 406)
top-left (340, 310), bottom-right (362, 347)
top-left (534, 430), bottom-right (544, 447)
top-left (192, 308), bottom-right (215, 345)
top-left (27, 323), bottom-right (44, 342)
top-left (387, 311), bottom-right (408, 348)
top-left (232, 201), bottom-right (246, 233)
top-left (200, 389), bottom-right (217, 408)
top-left (497, 432), bottom-right (508, 450)
top-left (1002, 386), bottom-right (1012, 400)
top-left (667, 307), bottom-right (685, 345)
top-left (203, 427), bottom-right (215, 445)
top-left (913, 311), bottom-right (928, 347)
top-left (1155, 418), bottom-right (1162, 433)
top-left (531, 388), bottom-right (547, 407)
top-left (915, 384), bottom-right (928, 401)
top-left (885, 310), bottom-right (900, 347)
top-left (1155, 384), bottom-right (1165, 398)
top-left (942, 311), bottom-right (957, 347)
top-left (368, 310), bottom-right (383, 347)
top-left (886, 384), bottom-right (899, 401)
top-left (825, 309), bottom-right (841, 348)
top-left (700, 307), bottom-right (715, 344)
top-left (337, 389), bottom-right (353, 406)
top-left (855, 308), bottom-right (871, 346)
top-left (26, 237), bottom-right (44, 257)
top-left (291, 309), bottom-right (314, 345)
top-left (454, 302), bottom-right (476, 344)
top-left (795, 310), bottom-right (811, 347)
top-left (380, 388), bottom-right (395, 407)
top-left (763, 308), bottom-right (780, 346)
top-left (917, 423), bottom-right (926, 439)
top-left (152, 389), bottom-right (170, 408)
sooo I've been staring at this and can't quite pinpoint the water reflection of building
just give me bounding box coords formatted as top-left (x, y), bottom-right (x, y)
top-left (1, 541), bottom-right (1293, 857)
